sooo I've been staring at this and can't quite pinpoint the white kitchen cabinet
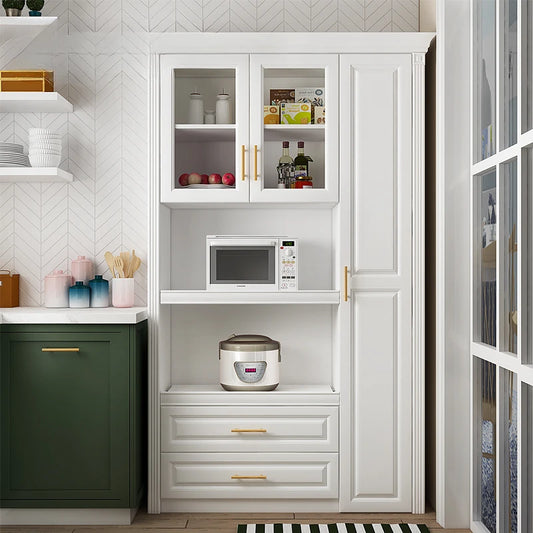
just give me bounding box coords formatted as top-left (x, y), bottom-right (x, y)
top-left (160, 52), bottom-right (337, 205)
top-left (149, 33), bottom-right (433, 515)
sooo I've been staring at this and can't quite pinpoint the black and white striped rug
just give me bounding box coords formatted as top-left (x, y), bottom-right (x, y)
top-left (237, 525), bottom-right (429, 533)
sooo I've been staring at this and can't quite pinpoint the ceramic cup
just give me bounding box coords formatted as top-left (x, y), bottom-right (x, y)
top-left (112, 278), bottom-right (134, 308)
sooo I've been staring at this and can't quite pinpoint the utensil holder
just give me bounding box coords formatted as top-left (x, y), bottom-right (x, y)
top-left (112, 278), bottom-right (135, 308)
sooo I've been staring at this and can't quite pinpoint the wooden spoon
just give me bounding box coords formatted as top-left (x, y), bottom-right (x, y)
top-left (120, 251), bottom-right (131, 277)
top-left (130, 254), bottom-right (141, 277)
top-left (104, 251), bottom-right (116, 278)
top-left (114, 256), bottom-right (124, 278)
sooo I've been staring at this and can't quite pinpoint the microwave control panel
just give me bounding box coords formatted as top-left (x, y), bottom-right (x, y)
top-left (279, 239), bottom-right (298, 291)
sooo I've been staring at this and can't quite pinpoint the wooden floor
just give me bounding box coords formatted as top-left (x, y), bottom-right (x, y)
top-left (2, 510), bottom-right (471, 533)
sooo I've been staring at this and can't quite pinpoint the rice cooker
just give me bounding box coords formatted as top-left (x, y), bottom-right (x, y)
top-left (219, 334), bottom-right (280, 391)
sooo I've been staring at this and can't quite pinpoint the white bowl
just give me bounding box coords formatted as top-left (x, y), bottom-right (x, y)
top-left (29, 154), bottom-right (61, 167)
top-left (29, 149), bottom-right (62, 156)
top-left (28, 128), bottom-right (58, 136)
top-left (29, 144), bottom-right (62, 151)
top-left (29, 137), bottom-right (62, 143)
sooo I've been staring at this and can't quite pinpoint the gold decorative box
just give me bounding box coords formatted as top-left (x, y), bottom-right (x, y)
top-left (0, 70), bottom-right (54, 92)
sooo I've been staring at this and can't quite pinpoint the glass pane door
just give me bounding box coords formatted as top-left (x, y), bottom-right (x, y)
top-left (160, 54), bottom-right (250, 203)
top-left (523, 0), bottom-right (533, 133)
top-left (502, 0), bottom-right (517, 149)
top-left (475, 0), bottom-right (497, 161)
top-left (249, 54), bottom-right (338, 204)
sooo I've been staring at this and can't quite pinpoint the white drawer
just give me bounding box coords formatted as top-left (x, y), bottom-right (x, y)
top-left (161, 452), bottom-right (338, 499)
top-left (161, 405), bottom-right (338, 452)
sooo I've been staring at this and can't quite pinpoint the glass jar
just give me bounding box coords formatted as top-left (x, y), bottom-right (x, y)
top-left (294, 176), bottom-right (313, 189)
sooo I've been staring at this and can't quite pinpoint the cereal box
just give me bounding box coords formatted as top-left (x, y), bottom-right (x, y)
top-left (281, 103), bottom-right (311, 125)
top-left (295, 87), bottom-right (325, 107)
top-left (264, 105), bottom-right (280, 124)
top-left (270, 89), bottom-right (295, 105)
top-left (314, 106), bottom-right (325, 124)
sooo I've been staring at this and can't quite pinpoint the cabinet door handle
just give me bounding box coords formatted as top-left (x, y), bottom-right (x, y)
top-left (231, 428), bottom-right (267, 433)
top-left (42, 348), bottom-right (80, 352)
top-left (254, 145), bottom-right (258, 181)
top-left (241, 145), bottom-right (246, 181)
top-left (344, 266), bottom-right (349, 302)
top-left (231, 475), bottom-right (267, 480)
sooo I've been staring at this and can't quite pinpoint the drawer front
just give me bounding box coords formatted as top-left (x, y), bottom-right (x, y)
top-left (161, 452), bottom-right (338, 499)
top-left (161, 405), bottom-right (338, 452)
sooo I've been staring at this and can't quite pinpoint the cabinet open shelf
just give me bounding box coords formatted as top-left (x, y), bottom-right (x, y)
top-left (264, 124), bottom-right (325, 142)
top-left (0, 167), bottom-right (73, 183)
top-left (0, 16), bottom-right (57, 45)
top-left (0, 92), bottom-right (73, 113)
top-left (160, 290), bottom-right (340, 305)
top-left (175, 124), bottom-right (235, 142)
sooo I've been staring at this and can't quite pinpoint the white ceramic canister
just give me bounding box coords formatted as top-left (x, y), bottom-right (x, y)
top-left (71, 255), bottom-right (94, 284)
top-left (188, 92), bottom-right (204, 124)
top-left (112, 278), bottom-right (135, 308)
top-left (215, 92), bottom-right (232, 124)
top-left (44, 270), bottom-right (73, 308)
top-left (204, 109), bottom-right (216, 124)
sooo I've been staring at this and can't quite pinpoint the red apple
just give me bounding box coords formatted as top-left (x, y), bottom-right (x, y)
top-left (178, 173), bottom-right (189, 186)
top-left (188, 172), bottom-right (202, 184)
top-left (200, 173), bottom-right (209, 184)
top-left (208, 173), bottom-right (222, 184)
top-left (222, 172), bottom-right (235, 186)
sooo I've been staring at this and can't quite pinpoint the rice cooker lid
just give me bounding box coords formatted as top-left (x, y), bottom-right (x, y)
top-left (219, 334), bottom-right (280, 352)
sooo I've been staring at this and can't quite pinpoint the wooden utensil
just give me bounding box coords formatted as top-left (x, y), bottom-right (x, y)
top-left (114, 256), bottom-right (124, 278)
top-left (120, 251), bottom-right (131, 277)
top-left (130, 254), bottom-right (141, 276)
top-left (104, 251), bottom-right (116, 278)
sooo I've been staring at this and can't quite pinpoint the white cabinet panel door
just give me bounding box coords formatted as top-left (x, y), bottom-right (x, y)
top-left (340, 54), bottom-right (413, 512)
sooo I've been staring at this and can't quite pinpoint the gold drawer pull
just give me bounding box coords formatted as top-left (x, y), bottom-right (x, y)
top-left (231, 475), bottom-right (267, 480)
top-left (254, 145), bottom-right (258, 181)
top-left (231, 428), bottom-right (267, 433)
top-left (42, 348), bottom-right (80, 352)
top-left (344, 266), bottom-right (349, 302)
top-left (241, 144), bottom-right (246, 181)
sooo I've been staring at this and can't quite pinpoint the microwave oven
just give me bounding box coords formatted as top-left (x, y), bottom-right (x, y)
top-left (206, 236), bottom-right (298, 291)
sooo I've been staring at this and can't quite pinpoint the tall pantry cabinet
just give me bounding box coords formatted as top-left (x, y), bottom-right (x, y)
top-left (148, 33), bottom-right (434, 514)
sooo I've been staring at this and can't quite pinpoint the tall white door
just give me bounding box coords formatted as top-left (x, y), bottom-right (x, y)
top-left (339, 54), bottom-right (414, 512)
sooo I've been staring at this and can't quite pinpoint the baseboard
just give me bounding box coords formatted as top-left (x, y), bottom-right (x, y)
top-left (161, 499), bottom-right (340, 512)
top-left (0, 507), bottom-right (138, 525)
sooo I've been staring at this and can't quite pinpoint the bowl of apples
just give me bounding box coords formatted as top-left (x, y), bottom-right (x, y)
top-left (177, 172), bottom-right (235, 188)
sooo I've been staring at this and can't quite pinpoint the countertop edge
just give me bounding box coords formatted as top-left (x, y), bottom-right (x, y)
top-left (0, 307), bottom-right (148, 324)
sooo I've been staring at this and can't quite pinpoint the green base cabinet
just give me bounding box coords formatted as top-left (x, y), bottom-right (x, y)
top-left (0, 321), bottom-right (147, 509)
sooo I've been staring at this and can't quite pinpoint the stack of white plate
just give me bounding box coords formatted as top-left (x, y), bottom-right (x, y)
top-left (28, 128), bottom-right (62, 167)
top-left (0, 142), bottom-right (30, 167)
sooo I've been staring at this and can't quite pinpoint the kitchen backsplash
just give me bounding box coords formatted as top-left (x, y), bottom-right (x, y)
top-left (0, 0), bottom-right (419, 307)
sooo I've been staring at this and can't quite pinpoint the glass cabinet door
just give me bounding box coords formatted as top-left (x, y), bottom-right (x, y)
top-left (502, 0), bottom-right (517, 149)
top-left (160, 54), bottom-right (250, 203)
top-left (249, 54), bottom-right (338, 204)
top-left (522, 0), bottom-right (533, 133)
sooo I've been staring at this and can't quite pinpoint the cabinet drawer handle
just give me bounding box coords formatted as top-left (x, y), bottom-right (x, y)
top-left (344, 266), bottom-right (349, 302)
top-left (42, 348), bottom-right (80, 352)
top-left (241, 144), bottom-right (246, 181)
top-left (231, 428), bottom-right (267, 433)
top-left (231, 475), bottom-right (267, 480)
top-left (254, 145), bottom-right (258, 181)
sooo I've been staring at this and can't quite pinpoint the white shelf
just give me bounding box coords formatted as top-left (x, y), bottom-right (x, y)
top-left (264, 124), bottom-right (325, 142)
top-left (175, 124), bottom-right (236, 142)
top-left (162, 384), bottom-right (339, 405)
top-left (0, 307), bottom-right (148, 325)
top-left (0, 16), bottom-right (57, 45)
top-left (160, 290), bottom-right (340, 305)
top-left (0, 92), bottom-right (73, 113)
top-left (0, 167), bottom-right (73, 183)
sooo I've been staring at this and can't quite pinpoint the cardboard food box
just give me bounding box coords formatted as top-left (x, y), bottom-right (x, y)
top-left (0, 70), bottom-right (54, 92)
top-left (0, 270), bottom-right (20, 307)
top-left (314, 106), bottom-right (325, 124)
top-left (264, 105), bottom-right (280, 124)
top-left (281, 103), bottom-right (312, 124)
top-left (270, 89), bottom-right (295, 105)
top-left (295, 87), bottom-right (325, 107)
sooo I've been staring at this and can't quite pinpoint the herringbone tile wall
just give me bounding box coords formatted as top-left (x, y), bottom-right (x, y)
top-left (0, 0), bottom-right (419, 306)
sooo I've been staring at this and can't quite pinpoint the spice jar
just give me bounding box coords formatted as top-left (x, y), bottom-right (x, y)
top-left (294, 176), bottom-right (313, 189)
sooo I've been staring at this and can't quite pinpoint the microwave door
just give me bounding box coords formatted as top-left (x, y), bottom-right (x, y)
top-left (210, 246), bottom-right (276, 290)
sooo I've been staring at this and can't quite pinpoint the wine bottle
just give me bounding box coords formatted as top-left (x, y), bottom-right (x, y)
top-left (293, 141), bottom-right (313, 188)
top-left (276, 141), bottom-right (294, 189)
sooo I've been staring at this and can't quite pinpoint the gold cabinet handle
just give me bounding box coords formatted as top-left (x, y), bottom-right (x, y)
top-left (42, 348), bottom-right (80, 352)
top-left (231, 475), bottom-right (267, 480)
top-left (254, 145), bottom-right (258, 181)
top-left (231, 428), bottom-right (267, 433)
top-left (241, 145), bottom-right (246, 181)
top-left (344, 266), bottom-right (349, 302)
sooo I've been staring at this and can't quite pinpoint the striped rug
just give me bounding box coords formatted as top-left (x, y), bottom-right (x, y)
top-left (237, 525), bottom-right (429, 533)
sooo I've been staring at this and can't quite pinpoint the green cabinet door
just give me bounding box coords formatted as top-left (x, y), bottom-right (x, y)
top-left (0, 323), bottom-right (145, 508)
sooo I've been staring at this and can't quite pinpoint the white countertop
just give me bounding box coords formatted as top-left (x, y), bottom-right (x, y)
top-left (0, 307), bottom-right (148, 324)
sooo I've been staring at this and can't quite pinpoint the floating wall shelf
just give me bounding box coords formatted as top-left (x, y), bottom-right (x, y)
top-left (0, 92), bottom-right (73, 113)
top-left (0, 167), bottom-right (73, 183)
